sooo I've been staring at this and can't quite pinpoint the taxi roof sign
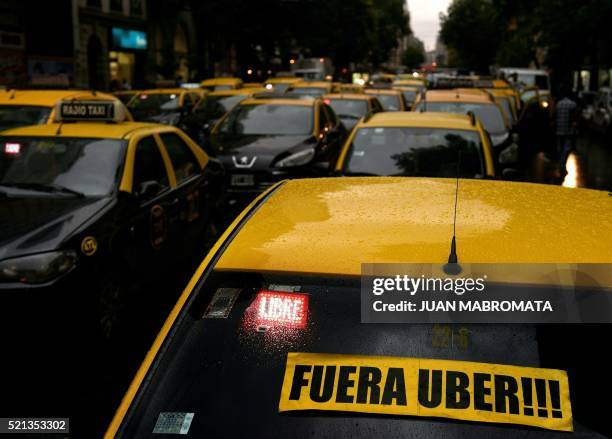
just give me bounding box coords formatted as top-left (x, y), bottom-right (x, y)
top-left (54, 100), bottom-right (128, 123)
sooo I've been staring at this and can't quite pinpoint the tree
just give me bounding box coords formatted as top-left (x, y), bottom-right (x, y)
top-left (402, 45), bottom-right (425, 69)
top-left (439, 0), bottom-right (502, 73)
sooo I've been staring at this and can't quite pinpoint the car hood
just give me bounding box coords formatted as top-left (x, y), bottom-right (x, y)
top-left (0, 195), bottom-right (111, 260)
top-left (213, 134), bottom-right (314, 170)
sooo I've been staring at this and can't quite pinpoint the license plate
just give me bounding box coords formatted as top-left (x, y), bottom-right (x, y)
top-left (231, 174), bottom-right (255, 187)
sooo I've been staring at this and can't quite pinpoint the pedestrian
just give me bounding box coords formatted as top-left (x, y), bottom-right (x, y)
top-left (555, 87), bottom-right (577, 177)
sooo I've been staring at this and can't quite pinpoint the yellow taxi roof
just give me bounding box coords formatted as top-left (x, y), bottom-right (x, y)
top-left (393, 79), bottom-right (424, 86)
top-left (0, 89), bottom-right (119, 107)
top-left (364, 89), bottom-right (402, 96)
top-left (0, 121), bottom-right (161, 139)
top-left (216, 178), bottom-right (612, 276)
top-left (200, 78), bottom-right (242, 86)
top-left (136, 88), bottom-right (186, 95)
top-left (207, 88), bottom-right (265, 97)
top-left (265, 77), bottom-right (301, 84)
top-left (425, 90), bottom-right (493, 104)
top-left (359, 111), bottom-right (479, 131)
top-left (292, 81), bottom-right (332, 89)
top-left (323, 93), bottom-right (373, 101)
top-left (240, 98), bottom-right (315, 107)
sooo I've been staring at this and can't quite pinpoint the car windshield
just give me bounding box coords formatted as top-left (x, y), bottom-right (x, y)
top-left (0, 137), bottom-right (125, 196)
top-left (400, 90), bottom-right (418, 104)
top-left (196, 94), bottom-right (248, 119)
top-left (270, 83), bottom-right (291, 92)
top-left (344, 127), bottom-right (484, 178)
top-left (0, 105), bottom-right (52, 131)
top-left (417, 102), bottom-right (506, 134)
top-left (373, 94), bottom-right (401, 111)
top-left (117, 271), bottom-right (561, 438)
top-left (219, 104), bottom-right (313, 135)
top-left (129, 93), bottom-right (181, 116)
top-left (291, 87), bottom-right (327, 97)
top-left (328, 99), bottom-right (368, 119)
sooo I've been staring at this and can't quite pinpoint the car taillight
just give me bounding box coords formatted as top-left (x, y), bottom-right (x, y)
top-left (323, 98), bottom-right (331, 105)
top-left (254, 290), bottom-right (308, 328)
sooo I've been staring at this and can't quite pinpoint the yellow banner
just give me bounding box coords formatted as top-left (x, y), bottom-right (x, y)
top-left (279, 352), bottom-right (572, 432)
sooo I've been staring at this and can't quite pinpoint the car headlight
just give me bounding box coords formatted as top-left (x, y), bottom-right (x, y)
top-left (0, 250), bottom-right (78, 284)
top-left (275, 148), bottom-right (316, 168)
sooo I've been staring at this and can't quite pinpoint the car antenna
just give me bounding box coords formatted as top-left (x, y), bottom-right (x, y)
top-left (444, 149), bottom-right (462, 275)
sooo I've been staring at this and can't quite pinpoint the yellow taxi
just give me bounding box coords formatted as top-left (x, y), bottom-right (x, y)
top-left (364, 88), bottom-right (407, 111)
top-left (105, 176), bottom-right (612, 438)
top-left (263, 77), bottom-right (301, 92)
top-left (243, 82), bottom-right (263, 89)
top-left (128, 88), bottom-right (201, 125)
top-left (322, 93), bottom-right (384, 130)
top-left (200, 77), bottom-right (243, 92)
top-left (287, 80), bottom-right (334, 97)
top-left (413, 90), bottom-right (512, 150)
top-left (334, 111), bottom-right (495, 178)
top-left (0, 89), bottom-right (129, 131)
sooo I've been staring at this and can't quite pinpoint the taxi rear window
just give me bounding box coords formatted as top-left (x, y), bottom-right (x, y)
top-left (0, 137), bottom-right (126, 196)
top-left (117, 271), bottom-right (581, 437)
top-left (328, 99), bottom-right (368, 119)
top-left (417, 102), bottom-right (506, 134)
top-left (218, 104), bottom-right (313, 136)
top-left (0, 105), bottom-right (52, 131)
top-left (344, 127), bottom-right (484, 178)
top-left (374, 94), bottom-right (401, 111)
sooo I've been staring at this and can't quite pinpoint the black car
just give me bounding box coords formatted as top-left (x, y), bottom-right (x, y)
top-left (0, 100), bottom-right (226, 428)
top-left (208, 97), bottom-right (347, 207)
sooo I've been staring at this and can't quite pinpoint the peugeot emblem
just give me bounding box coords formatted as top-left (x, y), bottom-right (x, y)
top-left (232, 155), bottom-right (257, 168)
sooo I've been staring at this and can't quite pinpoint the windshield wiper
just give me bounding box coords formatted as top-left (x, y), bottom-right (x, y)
top-left (0, 182), bottom-right (85, 197)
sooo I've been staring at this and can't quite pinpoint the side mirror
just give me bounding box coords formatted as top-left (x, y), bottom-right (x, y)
top-left (498, 143), bottom-right (519, 165)
top-left (136, 180), bottom-right (162, 199)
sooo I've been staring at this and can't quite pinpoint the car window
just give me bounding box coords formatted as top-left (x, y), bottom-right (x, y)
top-left (219, 104), bottom-right (313, 136)
top-left (416, 102), bottom-right (507, 135)
top-left (323, 104), bottom-right (338, 127)
top-left (160, 133), bottom-right (201, 183)
top-left (375, 94), bottom-right (401, 111)
top-left (328, 99), bottom-right (368, 119)
top-left (0, 136), bottom-right (125, 196)
top-left (132, 136), bottom-right (169, 196)
top-left (0, 105), bottom-right (52, 131)
top-left (344, 127), bottom-right (484, 178)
